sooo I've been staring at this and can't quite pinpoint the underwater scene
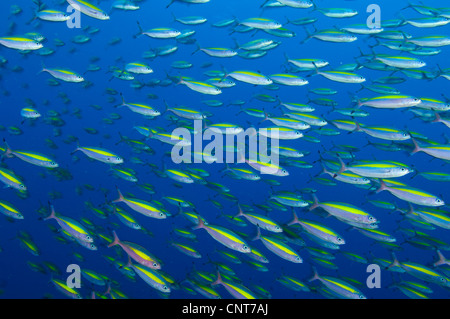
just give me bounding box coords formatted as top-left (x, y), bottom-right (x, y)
top-left (0, 0), bottom-right (450, 300)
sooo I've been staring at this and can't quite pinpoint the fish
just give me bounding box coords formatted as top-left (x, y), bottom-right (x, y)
top-left (113, 187), bottom-right (167, 219)
top-left (309, 267), bottom-right (366, 299)
top-left (108, 231), bottom-right (162, 269)
top-left (71, 143), bottom-right (123, 164)
top-left (3, 139), bottom-right (59, 168)
top-left (67, 0), bottom-right (110, 20)
top-left (44, 203), bottom-right (93, 243)
top-left (192, 214), bottom-right (251, 253)
top-left (0, 36), bottom-right (43, 51)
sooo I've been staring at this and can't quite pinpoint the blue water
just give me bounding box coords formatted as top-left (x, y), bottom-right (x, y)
top-left (0, 0), bottom-right (449, 299)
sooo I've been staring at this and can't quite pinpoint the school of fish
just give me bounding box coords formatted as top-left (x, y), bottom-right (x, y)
top-left (0, 0), bottom-right (450, 299)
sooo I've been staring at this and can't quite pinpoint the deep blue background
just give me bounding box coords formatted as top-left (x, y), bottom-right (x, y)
top-left (0, 0), bottom-right (449, 299)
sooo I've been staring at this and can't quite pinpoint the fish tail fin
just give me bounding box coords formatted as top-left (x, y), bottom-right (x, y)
top-left (43, 201), bottom-right (56, 221)
top-left (409, 167), bottom-right (419, 179)
top-left (126, 255), bottom-right (132, 268)
top-left (2, 138), bottom-right (13, 158)
top-left (192, 214), bottom-right (205, 230)
top-left (70, 146), bottom-right (79, 156)
top-left (112, 186), bottom-right (124, 203)
top-left (26, 14), bottom-right (38, 25)
top-left (287, 208), bottom-right (300, 226)
top-left (410, 138), bottom-right (421, 155)
top-left (172, 205), bottom-right (183, 218)
top-left (251, 225), bottom-right (261, 241)
top-left (309, 194), bottom-right (319, 211)
top-left (352, 120), bottom-right (362, 134)
top-left (308, 267), bottom-right (320, 282)
top-left (175, 75), bottom-right (184, 86)
top-left (434, 250), bottom-right (448, 267)
top-left (108, 230), bottom-right (120, 248)
top-left (436, 64), bottom-right (444, 77)
top-left (300, 27), bottom-right (312, 45)
top-left (311, 61), bottom-right (320, 76)
top-left (115, 92), bottom-right (124, 108)
top-left (211, 271), bottom-right (223, 286)
top-left (219, 163), bottom-right (230, 174)
top-left (163, 99), bottom-right (170, 114)
top-left (375, 179), bottom-right (388, 194)
top-left (356, 84), bottom-right (365, 94)
top-left (386, 253), bottom-right (401, 270)
top-left (400, 2), bottom-right (413, 11)
top-left (133, 21), bottom-right (143, 38)
top-left (235, 202), bottom-right (244, 218)
top-left (191, 41), bottom-right (201, 55)
top-left (259, 0), bottom-right (269, 8)
top-left (38, 61), bottom-right (46, 75)
top-left (334, 156), bottom-right (347, 177)
top-left (70, 138), bottom-right (81, 156)
top-left (283, 52), bottom-right (290, 66)
top-left (219, 65), bottom-right (229, 82)
top-left (166, 0), bottom-right (175, 8)
top-left (258, 109), bottom-right (269, 124)
top-left (432, 112), bottom-right (441, 123)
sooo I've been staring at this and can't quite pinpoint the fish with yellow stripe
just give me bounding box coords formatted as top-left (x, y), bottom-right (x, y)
top-left (108, 231), bottom-right (162, 269)
top-left (192, 214), bottom-right (251, 253)
top-left (67, 0), bottom-right (110, 20)
top-left (43, 203), bottom-right (93, 243)
top-left (211, 271), bottom-right (257, 299)
top-left (72, 142), bottom-right (123, 164)
top-left (3, 139), bottom-right (58, 168)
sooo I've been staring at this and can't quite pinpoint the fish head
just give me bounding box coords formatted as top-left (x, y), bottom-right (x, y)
top-left (239, 243), bottom-right (251, 253)
top-left (108, 156), bottom-right (124, 164)
top-left (434, 197), bottom-right (445, 206)
top-left (47, 161), bottom-right (59, 168)
top-left (335, 236), bottom-right (345, 245)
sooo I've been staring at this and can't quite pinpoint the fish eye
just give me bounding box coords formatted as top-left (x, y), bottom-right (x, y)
top-left (116, 157), bottom-right (121, 161)
top-left (20, 184), bottom-right (25, 189)
top-left (337, 237), bottom-right (343, 242)
top-left (243, 245), bottom-right (248, 250)
top-left (436, 199), bottom-right (442, 203)
top-left (86, 236), bottom-right (91, 240)
top-left (163, 285), bottom-right (169, 290)
top-left (153, 262), bottom-right (158, 267)
top-left (159, 212), bottom-right (164, 217)
top-left (359, 295), bottom-right (365, 299)
top-left (90, 244), bottom-right (95, 248)
top-left (295, 256), bottom-right (301, 261)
